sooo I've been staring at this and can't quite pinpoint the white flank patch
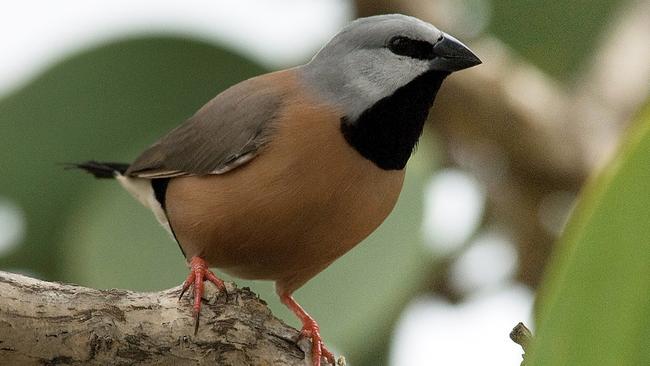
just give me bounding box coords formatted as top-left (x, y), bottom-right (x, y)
top-left (116, 174), bottom-right (173, 236)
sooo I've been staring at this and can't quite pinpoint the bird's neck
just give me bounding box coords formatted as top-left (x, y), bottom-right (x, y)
top-left (340, 70), bottom-right (448, 170)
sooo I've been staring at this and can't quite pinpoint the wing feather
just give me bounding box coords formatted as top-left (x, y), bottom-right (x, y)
top-left (126, 72), bottom-right (286, 178)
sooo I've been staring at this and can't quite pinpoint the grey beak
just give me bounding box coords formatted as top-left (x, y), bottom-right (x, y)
top-left (430, 33), bottom-right (482, 72)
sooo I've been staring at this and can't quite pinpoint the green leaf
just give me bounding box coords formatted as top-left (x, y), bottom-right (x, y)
top-left (529, 102), bottom-right (650, 366)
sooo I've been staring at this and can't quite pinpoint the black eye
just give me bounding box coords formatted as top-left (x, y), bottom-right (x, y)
top-left (387, 36), bottom-right (436, 60)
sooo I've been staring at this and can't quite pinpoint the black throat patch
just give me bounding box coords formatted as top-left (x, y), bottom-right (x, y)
top-left (340, 70), bottom-right (449, 170)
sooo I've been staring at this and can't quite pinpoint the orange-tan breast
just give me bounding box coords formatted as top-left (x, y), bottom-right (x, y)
top-left (165, 72), bottom-right (405, 293)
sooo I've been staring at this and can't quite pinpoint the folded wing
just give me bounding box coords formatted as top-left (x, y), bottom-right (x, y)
top-left (126, 73), bottom-right (286, 179)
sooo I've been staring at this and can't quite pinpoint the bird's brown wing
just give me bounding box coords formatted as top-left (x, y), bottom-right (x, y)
top-left (125, 71), bottom-right (288, 178)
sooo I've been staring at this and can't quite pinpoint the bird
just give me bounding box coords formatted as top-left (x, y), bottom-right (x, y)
top-left (71, 14), bottom-right (481, 366)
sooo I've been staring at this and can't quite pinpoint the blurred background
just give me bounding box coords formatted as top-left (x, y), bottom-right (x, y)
top-left (1, 1), bottom-right (648, 365)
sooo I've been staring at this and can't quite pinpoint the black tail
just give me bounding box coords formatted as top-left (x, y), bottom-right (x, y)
top-left (67, 161), bottom-right (130, 179)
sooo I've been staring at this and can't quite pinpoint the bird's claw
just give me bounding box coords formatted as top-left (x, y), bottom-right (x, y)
top-left (178, 256), bottom-right (226, 335)
top-left (300, 320), bottom-right (336, 366)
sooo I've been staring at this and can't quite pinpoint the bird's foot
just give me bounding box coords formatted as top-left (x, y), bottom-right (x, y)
top-left (280, 292), bottom-right (336, 366)
top-left (300, 319), bottom-right (336, 366)
top-left (178, 256), bottom-right (226, 335)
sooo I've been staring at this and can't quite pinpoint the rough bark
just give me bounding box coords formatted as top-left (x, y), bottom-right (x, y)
top-left (0, 271), bottom-right (334, 366)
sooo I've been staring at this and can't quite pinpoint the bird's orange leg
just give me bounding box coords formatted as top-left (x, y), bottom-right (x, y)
top-left (178, 256), bottom-right (226, 335)
top-left (280, 292), bottom-right (336, 366)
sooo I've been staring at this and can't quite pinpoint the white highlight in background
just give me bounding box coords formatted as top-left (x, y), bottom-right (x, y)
top-left (422, 169), bottom-right (486, 256)
top-left (390, 285), bottom-right (534, 366)
top-left (449, 231), bottom-right (518, 295)
top-left (0, 198), bottom-right (26, 256)
top-left (0, 0), bottom-right (351, 96)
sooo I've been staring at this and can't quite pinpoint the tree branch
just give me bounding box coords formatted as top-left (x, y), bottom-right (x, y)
top-left (0, 271), bottom-right (335, 366)
top-left (510, 322), bottom-right (533, 366)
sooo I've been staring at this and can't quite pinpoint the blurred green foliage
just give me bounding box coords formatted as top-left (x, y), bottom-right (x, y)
top-left (529, 102), bottom-right (650, 365)
top-left (490, 0), bottom-right (621, 78)
top-left (0, 37), bottom-right (266, 278)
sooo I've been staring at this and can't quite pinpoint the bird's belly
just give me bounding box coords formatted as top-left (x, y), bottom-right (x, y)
top-left (165, 111), bottom-right (405, 291)
top-left (166, 157), bottom-right (404, 290)
top-left (165, 91), bottom-right (405, 292)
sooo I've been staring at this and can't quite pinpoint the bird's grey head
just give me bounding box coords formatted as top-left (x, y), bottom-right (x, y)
top-left (301, 14), bottom-right (481, 120)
